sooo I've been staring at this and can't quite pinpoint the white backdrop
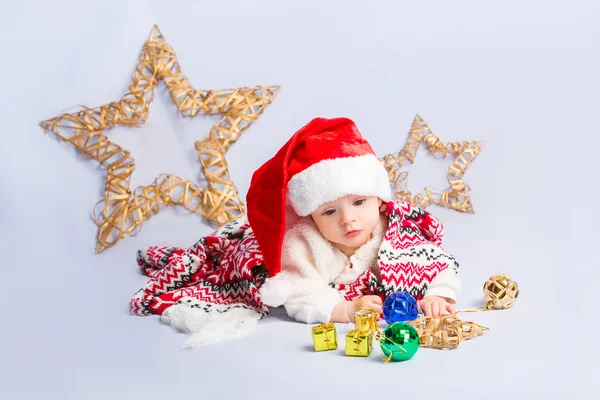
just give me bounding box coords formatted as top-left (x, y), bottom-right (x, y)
top-left (1, 0), bottom-right (598, 398)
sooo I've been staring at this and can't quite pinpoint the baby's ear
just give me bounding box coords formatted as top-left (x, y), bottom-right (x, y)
top-left (379, 200), bottom-right (387, 213)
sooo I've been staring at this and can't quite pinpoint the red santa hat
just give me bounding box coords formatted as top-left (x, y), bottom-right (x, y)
top-left (246, 117), bottom-right (392, 277)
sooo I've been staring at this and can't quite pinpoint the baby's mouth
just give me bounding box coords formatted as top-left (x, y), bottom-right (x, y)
top-left (344, 229), bottom-right (361, 238)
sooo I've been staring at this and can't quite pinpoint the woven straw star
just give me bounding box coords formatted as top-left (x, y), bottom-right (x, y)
top-left (40, 26), bottom-right (280, 253)
top-left (408, 314), bottom-right (488, 349)
top-left (380, 114), bottom-right (484, 213)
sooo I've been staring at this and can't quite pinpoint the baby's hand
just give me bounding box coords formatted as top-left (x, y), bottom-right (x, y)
top-left (331, 296), bottom-right (383, 323)
top-left (351, 295), bottom-right (383, 316)
top-left (418, 296), bottom-right (456, 317)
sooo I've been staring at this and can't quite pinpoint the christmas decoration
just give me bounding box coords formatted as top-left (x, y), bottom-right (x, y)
top-left (345, 309), bottom-right (378, 357)
top-left (345, 330), bottom-right (373, 357)
top-left (483, 274), bottom-right (519, 310)
top-left (40, 25), bottom-right (280, 253)
top-left (382, 291), bottom-right (419, 324)
top-left (378, 322), bottom-right (419, 362)
top-left (355, 309), bottom-right (379, 333)
top-left (459, 274), bottom-right (520, 313)
top-left (408, 315), bottom-right (488, 350)
top-left (380, 114), bottom-right (484, 213)
top-left (312, 323), bottom-right (338, 351)
top-left (404, 275), bottom-right (514, 350)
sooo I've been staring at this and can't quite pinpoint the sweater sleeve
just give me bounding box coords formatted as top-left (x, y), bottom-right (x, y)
top-left (424, 268), bottom-right (461, 303)
top-left (258, 220), bottom-right (343, 324)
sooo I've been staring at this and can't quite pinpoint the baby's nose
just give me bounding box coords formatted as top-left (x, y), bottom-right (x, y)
top-left (340, 210), bottom-right (355, 224)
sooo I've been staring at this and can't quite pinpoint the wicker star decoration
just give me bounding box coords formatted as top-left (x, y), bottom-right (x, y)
top-left (39, 25), bottom-right (280, 253)
top-left (408, 314), bottom-right (488, 350)
top-left (380, 114), bottom-right (484, 213)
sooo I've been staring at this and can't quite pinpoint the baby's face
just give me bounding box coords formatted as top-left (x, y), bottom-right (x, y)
top-left (310, 195), bottom-right (383, 254)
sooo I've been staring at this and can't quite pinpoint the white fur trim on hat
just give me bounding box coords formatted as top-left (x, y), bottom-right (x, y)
top-left (287, 154), bottom-right (392, 216)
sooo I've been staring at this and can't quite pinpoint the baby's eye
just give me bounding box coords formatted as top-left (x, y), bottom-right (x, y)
top-left (323, 209), bottom-right (336, 216)
top-left (353, 199), bottom-right (366, 206)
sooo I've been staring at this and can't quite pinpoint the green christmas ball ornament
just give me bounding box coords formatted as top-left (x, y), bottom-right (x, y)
top-left (380, 322), bottom-right (420, 362)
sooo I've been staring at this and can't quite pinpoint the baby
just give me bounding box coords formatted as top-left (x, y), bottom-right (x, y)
top-left (246, 117), bottom-right (461, 324)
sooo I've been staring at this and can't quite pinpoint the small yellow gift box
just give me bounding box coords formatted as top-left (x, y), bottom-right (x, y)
top-left (345, 308), bottom-right (377, 357)
top-left (312, 322), bottom-right (338, 351)
top-left (345, 329), bottom-right (373, 357)
top-left (355, 309), bottom-right (378, 332)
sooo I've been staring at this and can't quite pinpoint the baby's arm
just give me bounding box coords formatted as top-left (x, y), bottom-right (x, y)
top-left (420, 268), bottom-right (462, 316)
top-left (260, 267), bottom-right (348, 323)
top-left (424, 268), bottom-right (461, 303)
top-left (261, 268), bottom-right (383, 323)
top-left (259, 222), bottom-right (345, 323)
top-left (395, 201), bottom-right (461, 315)
top-left (330, 295), bottom-right (383, 323)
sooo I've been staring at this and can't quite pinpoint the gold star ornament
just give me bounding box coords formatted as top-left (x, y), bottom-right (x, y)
top-left (408, 314), bottom-right (488, 350)
top-left (40, 26), bottom-right (280, 253)
top-left (380, 114), bottom-right (484, 213)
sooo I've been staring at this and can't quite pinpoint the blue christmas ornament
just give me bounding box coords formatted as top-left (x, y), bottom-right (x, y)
top-left (382, 292), bottom-right (418, 324)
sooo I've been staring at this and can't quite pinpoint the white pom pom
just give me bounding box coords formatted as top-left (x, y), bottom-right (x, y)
top-left (161, 302), bottom-right (261, 348)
